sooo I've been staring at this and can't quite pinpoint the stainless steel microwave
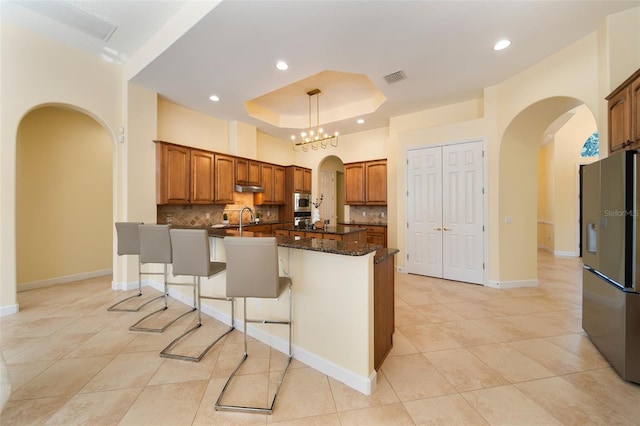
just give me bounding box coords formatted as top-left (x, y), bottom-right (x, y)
top-left (294, 192), bottom-right (311, 212)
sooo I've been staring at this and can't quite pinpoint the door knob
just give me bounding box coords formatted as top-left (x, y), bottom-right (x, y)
top-left (443, 227), bottom-right (452, 231)
top-left (433, 227), bottom-right (442, 231)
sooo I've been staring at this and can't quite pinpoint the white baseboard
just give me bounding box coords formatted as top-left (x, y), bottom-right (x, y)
top-left (0, 304), bottom-right (19, 317)
top-left (18, 269), bottom-right (112, 292)
top-left (485, 279), bottom-right (538, 289)
top-left (553, 250), bottom-right (578, 257)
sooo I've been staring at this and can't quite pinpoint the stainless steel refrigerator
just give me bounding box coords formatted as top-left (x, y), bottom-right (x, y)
top-left (582, 149), bottom-right (640, 384)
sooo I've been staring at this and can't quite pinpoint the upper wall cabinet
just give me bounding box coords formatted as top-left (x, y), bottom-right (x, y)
top-left (255, 163), bottom-right (286, 205)
top-left (236, 158), bottom-right (261, 186)
top-left (156, 142), bottom-right (191, 204)
top-left (214, 154), bottom-right (235, 204)
top-left (291, 166), bottom-right (312, 193)
top-left (155, 141), bottom-right (234, 205)
top-left (344, 159), bottom-right (387, 205)
top-left (606, 68), bottom-right (640, 153)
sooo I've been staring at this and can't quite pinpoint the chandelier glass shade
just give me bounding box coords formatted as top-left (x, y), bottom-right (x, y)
top-left (291, 89), bottom-right (338, 152)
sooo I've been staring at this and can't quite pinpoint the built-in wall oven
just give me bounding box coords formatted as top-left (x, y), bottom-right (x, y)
top-left (293, 192), bottom-right (311, 228)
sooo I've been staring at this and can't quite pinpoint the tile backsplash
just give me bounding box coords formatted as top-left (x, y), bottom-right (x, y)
top-left (157, 193), bottom-right (279, 226)
top-left (346, 205), bottom-right (387, 225)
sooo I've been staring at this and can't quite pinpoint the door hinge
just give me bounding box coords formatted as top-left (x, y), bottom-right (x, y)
top-left (406, 222), bottom-right (409, 228)
top-left (482, 225), bottom-right (485, 231)
top-left (483, 262), bottom-right (485, 269)
top-left (407, 254), bottom-right (409, 260)
top-left (482, 150), bottom-right (485, 157)
top-left (482, 187), bottom-right (485, 194)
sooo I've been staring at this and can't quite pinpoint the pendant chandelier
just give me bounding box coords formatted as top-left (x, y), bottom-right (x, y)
top-left (291, 89), bottom-right (338, 152)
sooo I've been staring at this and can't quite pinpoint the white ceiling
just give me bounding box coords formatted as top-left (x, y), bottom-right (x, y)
top-left (2, 0), bottom-right (639, 142)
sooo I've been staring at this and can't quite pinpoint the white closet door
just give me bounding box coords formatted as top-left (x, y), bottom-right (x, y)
top-left (442, 141), bottom-right (484, 284)
top-left (406, 146), bottom-right (442, 277)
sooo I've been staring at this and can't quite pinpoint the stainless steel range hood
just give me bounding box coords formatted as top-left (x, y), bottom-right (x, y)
top-left (234, 184), bottom-right (264, 193)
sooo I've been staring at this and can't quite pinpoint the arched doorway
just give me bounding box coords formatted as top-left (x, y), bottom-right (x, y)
top-left (498, 96), bottom-right (594, 285)
top-left (317, 155), bottom-right (344, 226)
top-left (16, 105), bottom-right (113, 290)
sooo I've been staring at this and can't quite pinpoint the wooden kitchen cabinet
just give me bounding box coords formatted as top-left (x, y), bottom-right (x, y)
top-left (214, 154), bottom-right (235, 204)
top-left (190, 149), bottom-right (215, 204)
top-left (236, 158), bottom-right (261, 186)
top-left (374, 251), bottom-right (395, 370)
top-left (156, 142), bottom-right (190, 204)
top-left (255, 163), bottom-right (286, 205)
top-left (606, 68), bottom-right (640, 153)
top-left (365, 225), bottom-right (387, 247)
top-left (344, 159), bottom-right (387, 205)
top-left (292, 166), bottom-right (312, 193)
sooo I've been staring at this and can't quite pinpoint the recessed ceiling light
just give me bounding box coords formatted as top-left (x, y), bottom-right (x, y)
top-left (493, 39), bottom-right (511, 51)
top-left (356, 118), bottom-right (365, 124)
top-left (209, 95), bottom-right (220, 102)
top-left (276, 61), bottom-right (289, 71)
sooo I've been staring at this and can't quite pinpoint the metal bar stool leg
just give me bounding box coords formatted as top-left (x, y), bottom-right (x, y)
top-left (129, 264), bottom-right (196, 333)
top-left (160, 277), bottom-right (235, 362)
top-left (215, 283), bottom-right (292, 414)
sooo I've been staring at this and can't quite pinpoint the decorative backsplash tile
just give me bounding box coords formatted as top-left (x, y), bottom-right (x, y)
top-left (157, 192), bottom-right (279, 226)
top-left (347, 205), bottom-right (388, 225)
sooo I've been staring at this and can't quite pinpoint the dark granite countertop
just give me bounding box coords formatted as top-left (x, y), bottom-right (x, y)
top-left (170, 225), bottom-right (381, 256)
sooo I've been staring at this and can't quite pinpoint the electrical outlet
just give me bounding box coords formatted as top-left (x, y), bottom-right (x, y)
top-left (381, 212), bottom-right (385, 218)
top-left (362, 211), bottom-right (366, 217)
top-left (205, 213), bottom-right (210, 219)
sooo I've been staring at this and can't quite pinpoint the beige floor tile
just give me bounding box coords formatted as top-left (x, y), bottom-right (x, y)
top-left (412, 303), bottom-right (465, 323)
top-left (45, 388), bottom-right (142, 425)
top-left (394, 305), bottom-right (428, 328)
top-left (149, 346), bottom-right (222, 385)
top-left (337, 402), bottom-right (415, 426)
top-left (386, 329), bottom-right (419, 357)
top-left (266, 367), bottom-right (337, 423)
top-left (507, 338), bottom-right (594, 375)
top-left (398, 323), bottom-right (461, 352)
top-left (269, 413), bottom-right (341, 426)
top-left (5, 333), bottom-right (93, 363)
top-left (396, 289), bottom-right (437, 306)
top-left (80, 351), bottom-right (164, 392)
top-left (443, 300), bottom-right (498, 320)
top-left (467, 343), bottom-right (555, 383)
top-left (381, 353), bottom-right (455, 401)
top-left (63, 329), bottom-right (136, 358)
top-left (9, 355), bottom-right (113, 400)
top-left (0, 395), bottom-right (70, 426)
top-left (462, 384), bottom-right (563, 425)
top-left (118, 381), bottom-right (208, 426)
top-left (544, 333), bottom-right (609, 368)
top-left (515, 376), bottom-right (636, 425)
top-left (328, 370), bottom-right (399, 412)
top-left (4, 360), bottom-right (54, 391)
top-left (434, 320), bottom-right (502, 347)
top-left (403, 394), bottom-right (489, 425)
top-left (562, 368), bottom-right (640, 423)
top-left (424, 348), bottom-right (508, 392)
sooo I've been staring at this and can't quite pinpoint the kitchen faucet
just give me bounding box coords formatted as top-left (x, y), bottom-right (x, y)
top-left (239, 206), bottom-right (255, 237)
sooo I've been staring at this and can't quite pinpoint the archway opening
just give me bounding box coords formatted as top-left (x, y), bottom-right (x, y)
top-left (317, 155), bottom-right (345, 225)
top-left (16, 105), bottom-right (113, 290)
top-left (498, 96), bottom-right (595, 284)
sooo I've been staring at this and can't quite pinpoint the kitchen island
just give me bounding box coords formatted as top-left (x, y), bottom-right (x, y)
top-left (153, 225), bottom-right (397, 395)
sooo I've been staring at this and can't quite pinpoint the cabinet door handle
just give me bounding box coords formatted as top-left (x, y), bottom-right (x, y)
top-left (443, 227), bottom-right (452, 231)
top-left (433, 227), bottom-right (442, 231)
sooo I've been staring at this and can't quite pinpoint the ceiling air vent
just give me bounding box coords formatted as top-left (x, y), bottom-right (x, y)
top-left (383, 70), bottom-right (407, 84)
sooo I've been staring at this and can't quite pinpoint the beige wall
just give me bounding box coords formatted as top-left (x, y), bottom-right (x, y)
top-left (16, 107), bottom-right (113, 286)
top-left (0, 24), bottom-right (122, 313)
top-left (537, 143), bottom-right (554, 251)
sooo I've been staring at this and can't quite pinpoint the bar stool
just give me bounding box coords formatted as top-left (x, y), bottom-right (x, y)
top-left (108, 222), bottom-right (163, 312)
top-left (215, 236), bottom-right (292, 414)
top-left (160, 228), bottom-right (233, 362)
top-left (129, 224), bottom-right (195, 333)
